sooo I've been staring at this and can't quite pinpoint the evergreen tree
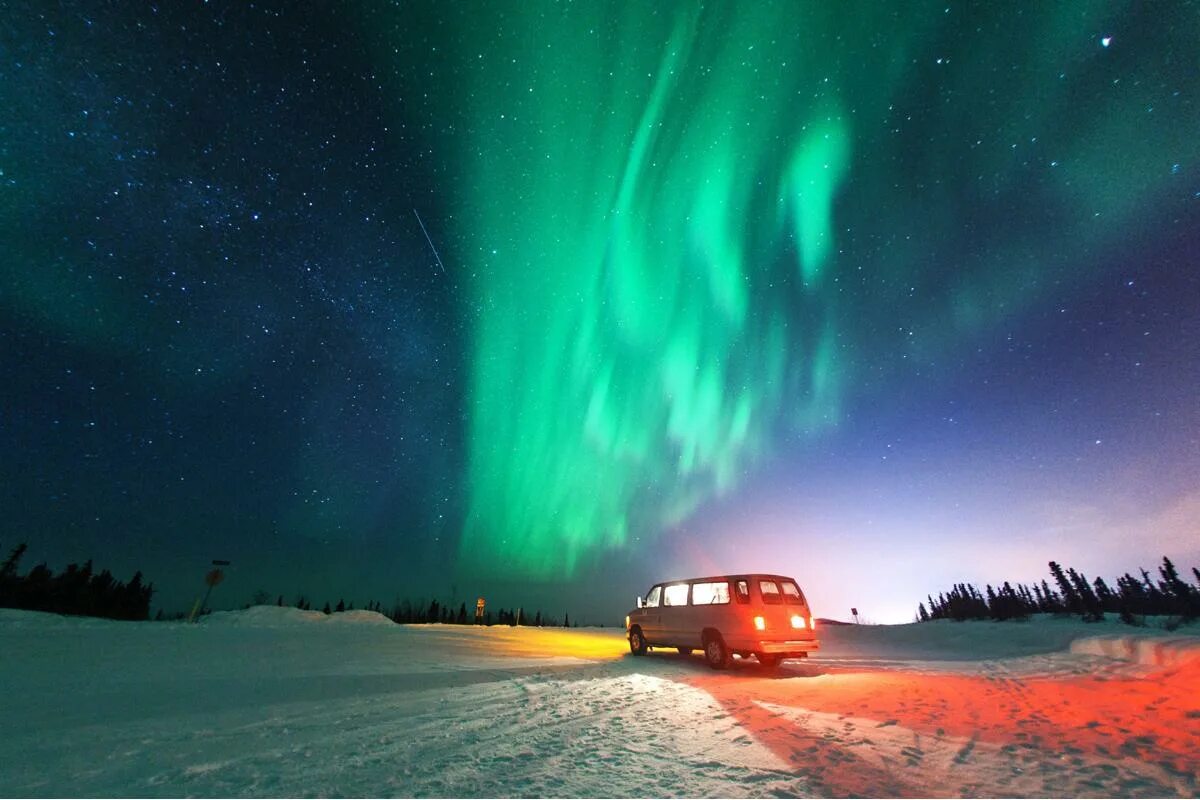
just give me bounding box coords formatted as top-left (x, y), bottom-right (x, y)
top-left (1039, 580), bottom-right (1060, 612)
top-left (985, 585), bottom-right (1001, 620)
top-left (0, 543), bottom-right (27, 580)
top-left (1158, 557), bottom-right (1200, 617)
top-left (1068, 569), bottom-right (1104, 621)
top-left (335, 598), bottom-right (345, 613)
top-left (563, 613), bottom-right (570, 628)
top-left (1049, 562), bottom-right (1081, 614)
top-left (917, 602), bottom-right (930, 622)
top-left (1093, 577), bottom-right (1118, 613)
top-left (322, 602), bottom-right (331, 615)
top-left (1140, 569), bottom-right (1166, 609)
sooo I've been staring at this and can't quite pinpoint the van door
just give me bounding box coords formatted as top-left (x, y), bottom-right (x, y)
top-left (639, 585), bottom-right (663, 643)
top-left (659, 582), bottom-right (690, 646)
top-left (690, 579), bottom-right (732, 650)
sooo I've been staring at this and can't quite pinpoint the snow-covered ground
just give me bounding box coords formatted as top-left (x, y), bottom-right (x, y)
top-left (1, 607), bottom-right (1197, 797)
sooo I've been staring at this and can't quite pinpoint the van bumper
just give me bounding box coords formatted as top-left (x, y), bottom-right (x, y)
top-left (754, 639), bottom-right (820, 655)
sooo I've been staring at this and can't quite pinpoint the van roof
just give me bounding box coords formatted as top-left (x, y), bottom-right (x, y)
top-left (652, 574), bottom-right (800, 586)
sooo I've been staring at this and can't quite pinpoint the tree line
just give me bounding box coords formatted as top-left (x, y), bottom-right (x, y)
top-left (0, 543), bottom-right (154, 621)
top-left (282, 595), bottom-right (579, 627)
top-left (917, 556), bottom-right (1200, 626)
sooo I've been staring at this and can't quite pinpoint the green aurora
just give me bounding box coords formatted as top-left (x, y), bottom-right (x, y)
top-left (403, 2), bottom-right (1199, 579)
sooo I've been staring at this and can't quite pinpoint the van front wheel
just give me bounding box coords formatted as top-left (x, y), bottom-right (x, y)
top-left (703, 635), bottom-right (730, 669)
top-left (629, 627), bottom-right (648, 656)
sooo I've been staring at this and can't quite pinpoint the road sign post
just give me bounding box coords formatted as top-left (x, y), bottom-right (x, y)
top-left (188, 560), bottom-right (231, 623)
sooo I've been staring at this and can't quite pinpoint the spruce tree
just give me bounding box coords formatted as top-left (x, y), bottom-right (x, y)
top-left (1159, 557), bottom-right (1200, 617)
top-left (0, 543), bottom-right (27, 579)
top-left (1093, 577), bottom-right (1117, 613)
top-left (1049, 562), bottom-right (1081, 614)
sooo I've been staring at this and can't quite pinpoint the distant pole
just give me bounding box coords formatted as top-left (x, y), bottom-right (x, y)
top-left (475, 597), bottom-right (486, 625)
top-left (188, 560), bottom-right (230, 623)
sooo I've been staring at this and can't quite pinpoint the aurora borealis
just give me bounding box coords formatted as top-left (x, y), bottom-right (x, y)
top-left (3, 2), bottom-right (1198, 621)
top-left (450, 2), bottom-right (1197, 580)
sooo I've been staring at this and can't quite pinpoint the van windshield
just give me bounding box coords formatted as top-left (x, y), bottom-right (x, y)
top-left (781, 581), bottom-right (806, 605)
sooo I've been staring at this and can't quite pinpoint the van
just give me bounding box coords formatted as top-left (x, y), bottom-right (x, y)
top-left (625, 574), bottom-right (818, 669)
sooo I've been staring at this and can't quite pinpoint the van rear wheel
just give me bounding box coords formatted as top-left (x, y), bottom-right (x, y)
top-left (703, 635), bottom-right (730, 669)
top-left (628, 627), bottom-right (648, 656)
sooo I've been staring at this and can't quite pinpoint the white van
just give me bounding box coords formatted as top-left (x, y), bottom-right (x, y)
top-left (625, 574), bottom-right (818, 669)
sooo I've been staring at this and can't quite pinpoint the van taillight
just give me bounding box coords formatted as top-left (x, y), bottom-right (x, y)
top-left (753, 615), bottom-right (765, 630)
top-left (809, 616), bottom-right (815, 630)
top-left (790, 615), bottom-right (805, 629)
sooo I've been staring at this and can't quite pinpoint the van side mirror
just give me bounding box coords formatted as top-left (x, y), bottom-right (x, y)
top-left (636, 596), bottom-right (644, 609)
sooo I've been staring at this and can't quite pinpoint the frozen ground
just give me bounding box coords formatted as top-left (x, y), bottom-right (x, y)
top-left (1, 607), bottom-right (1197, 798)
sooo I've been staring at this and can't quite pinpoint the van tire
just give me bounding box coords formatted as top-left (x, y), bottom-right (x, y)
top-left (677, 647), bottom-right (693, 656)
top-left (702, 632), bottom-right (730, 670)
top-left (757, 653), bottom-right (782, 669)
top-left (628, 626), bottom-right (648, 656)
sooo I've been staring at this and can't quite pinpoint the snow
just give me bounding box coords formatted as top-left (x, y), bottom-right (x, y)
top-left (1, 606), bottom-right (1196, 797)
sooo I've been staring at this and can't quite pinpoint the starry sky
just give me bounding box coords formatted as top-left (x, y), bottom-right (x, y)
top-left (3, 1), bottom-right (1198, 623)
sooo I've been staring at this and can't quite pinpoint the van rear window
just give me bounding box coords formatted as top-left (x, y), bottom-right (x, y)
top-left (759, 580), bottom-right (782, 604)
top-left (782, 581), bottom-right (805, 605)
top-left (735, 580), bottom-right (750, 604)
top-left (691, 581), bottom-right (730, 605)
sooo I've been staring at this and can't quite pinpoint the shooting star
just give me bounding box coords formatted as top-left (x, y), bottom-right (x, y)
top-left (413, 208), bottom-right (446, 274)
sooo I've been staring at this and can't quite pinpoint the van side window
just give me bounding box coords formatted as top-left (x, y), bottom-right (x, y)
top-left (662, 583), bottom-right (689, 606)
top-left (691, 581), bottom-right (730, 605)
top-left (735, 581), bottom-right (750, 604)
top-left (782, 581), bottom-right (805, 605)
top-left (759, 580), bottom-right (783, 604)
top-left (645, 586), bottom-right (662, 608)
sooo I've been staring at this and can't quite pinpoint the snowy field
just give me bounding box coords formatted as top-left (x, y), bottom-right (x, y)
top-left (1, 607), bottom-right (1197, 798)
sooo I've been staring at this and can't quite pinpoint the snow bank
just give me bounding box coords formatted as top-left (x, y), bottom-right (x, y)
top-left (201, 605), bottom-right (394, 627)
top-left (0, 608), bottom-right (147, 629)
top-left (1069, 634), bottom-right (1200, 668)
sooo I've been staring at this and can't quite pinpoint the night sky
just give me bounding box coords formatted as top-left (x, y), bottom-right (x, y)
top-left (3, 2), bottom-right (1198, 623)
